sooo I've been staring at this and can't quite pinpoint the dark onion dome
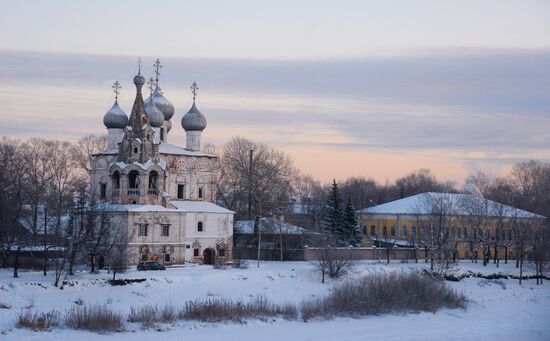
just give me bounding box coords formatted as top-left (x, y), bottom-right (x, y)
top-left (181, 102), bottom-right (207, 131)
top-left (144, 87), bottom-right (175, 121)
top-left (144, 99), bottom-right (165, 128)
top-left (133, 73), bottom-right (145, 87)
top-left (103, 100), bottom-right (128, 129)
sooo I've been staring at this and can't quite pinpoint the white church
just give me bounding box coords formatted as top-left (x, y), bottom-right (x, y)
top-left (90, 60), bottom-right (234, 266)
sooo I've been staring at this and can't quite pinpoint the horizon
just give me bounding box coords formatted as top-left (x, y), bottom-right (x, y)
top-left (1, 0), bottom-right (549, 185)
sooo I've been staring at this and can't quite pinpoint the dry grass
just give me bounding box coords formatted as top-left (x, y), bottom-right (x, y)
top-left (128, 303), bottom-right (179, 328)
top-left (16, 309), bottom-right (60, 331)
top-left (183, 296), bottom-right (297, 322)
top-left (301, 272), bottom-right (467, 321)
top-left (65, 304), bottom-right (124, 332)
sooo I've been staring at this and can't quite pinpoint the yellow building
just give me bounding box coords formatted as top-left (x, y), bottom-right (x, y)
top-left (357, 192), bottom-right (545, 261)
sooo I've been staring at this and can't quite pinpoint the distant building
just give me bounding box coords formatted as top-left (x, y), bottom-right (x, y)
top-left (358, 192), bottom-right (544, 259)
top-left (90, 61), bottom-right (234, 265)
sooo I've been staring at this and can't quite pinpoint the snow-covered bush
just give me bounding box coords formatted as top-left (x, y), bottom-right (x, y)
top-left (16, 309), bottom-right (60, 331)
top-left (65, 304), bottom-right (124, 332)
top-left (301, 272), bottom-right (467, 321)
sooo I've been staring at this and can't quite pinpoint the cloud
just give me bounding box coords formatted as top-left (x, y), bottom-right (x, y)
top-left (0, 49), bottom-right (548, 182)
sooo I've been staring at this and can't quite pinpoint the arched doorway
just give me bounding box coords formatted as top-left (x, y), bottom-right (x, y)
top-left (203, 248), bottom-right (214, 265)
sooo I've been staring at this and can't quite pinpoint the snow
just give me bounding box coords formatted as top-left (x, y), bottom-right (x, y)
top-left (159, 143), bottom-right (217, 158)
top-left (359, 192), bottom-right (544, 219)
top-left (114, 158), bottom-right (167, 171)
top-left (169, 201), bottom-right (234, 214)
top-left (107, 201), bottom-right (233, 214)
top-left (235, 217), bottom-right (311, 235)
top-left (0, 261), bottom-right (548, 340)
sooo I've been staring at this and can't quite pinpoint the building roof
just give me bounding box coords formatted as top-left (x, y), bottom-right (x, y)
top-left (108, 200), bottom-right (233, 214)
top-left (234, 217), bottom-right (311, 235)
top-left (92, 143), bottom-right (217, 158)
top-left (358, 192), bottom-right (544, 219)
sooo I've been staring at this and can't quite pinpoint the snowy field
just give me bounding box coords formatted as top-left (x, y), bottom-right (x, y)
top-left (1, 260), bottom-right (549, 340)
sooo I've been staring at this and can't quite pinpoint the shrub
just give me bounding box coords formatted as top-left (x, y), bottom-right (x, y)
top-left (301, 272), bottom-right (467, 321)
top-left (128, 303), bottom-right (179, 327)
top-left (16, 309), bottom-right (60, 331)
top-left (128, 304), bottom-right (158, 328)
top-left (183, 296), bottom-right (297, 322)
top-left (65, 304), bottom-right (124, 332)
top-left (232, 258), bottom-right (247, 269)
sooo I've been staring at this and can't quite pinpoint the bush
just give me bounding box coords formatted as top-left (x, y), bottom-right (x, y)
top-left (16, 309), bottom-right (60, 331)
top-left (183, 296), bottom-right (297, 322)
top-left (232, 258), bottom-right (247, 269)
top-left (127, 303), bottom-right (179, 327)
top-left (65, 304), bottom-right (124, 332)
top-left (301, 272), bottom-right (467, 321)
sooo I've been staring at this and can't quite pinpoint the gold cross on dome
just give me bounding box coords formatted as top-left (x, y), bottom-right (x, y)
top-left (112, 80), bottom-right (121, 100)
top-left (191, 81), bottom-right (199, 102)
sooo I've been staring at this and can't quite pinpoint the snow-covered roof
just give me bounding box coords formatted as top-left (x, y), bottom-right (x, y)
top-left (235, 217), bottom-right (311, 235)
top-left (169, 201), bottom-right (234, 214)
top-left (358, 192), bottom-right (544, 219)
top-left (159, 143), bottom-right (217, 158)
top-left (113, 158), bottom-right (167, 171)
top-left (108, 201), bottom-right (233, 214)
top-left (93, 143), bottom-right (217, 158)
top-left (19, 205), bottom-right (71, 235)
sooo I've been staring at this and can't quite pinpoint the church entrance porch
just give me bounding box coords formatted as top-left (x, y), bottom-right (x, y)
top-left (203, 248), bottom-right (215, 265)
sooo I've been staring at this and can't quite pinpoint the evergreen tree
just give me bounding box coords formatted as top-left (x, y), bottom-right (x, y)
top-left (343, 196), bottom-right (362, 247)
top-left (321, 179), bottom-right (344, 244)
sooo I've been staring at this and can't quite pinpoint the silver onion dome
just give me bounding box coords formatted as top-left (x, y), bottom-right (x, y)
top-left (133, 74), bottom-right (145, 87)
top-left (145, 87), bottom-right (175, 121)
top-left (144, 100), bottom-right (165, 128)
top-left (103, 100), bottom-right (128, 129)
top-left (181, 102), bottom-right (207, 131)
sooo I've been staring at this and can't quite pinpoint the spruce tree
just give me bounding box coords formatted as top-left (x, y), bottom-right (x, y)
top-left (321, 179), bottom-right (344, 244)
top-left (343, 196), bottom-right (362, 247)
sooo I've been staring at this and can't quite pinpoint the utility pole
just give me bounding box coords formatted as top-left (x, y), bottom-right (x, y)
top-left (43, 206), bottom-right (48, 276)
top-left (248, 149), bottom-right (253, 219)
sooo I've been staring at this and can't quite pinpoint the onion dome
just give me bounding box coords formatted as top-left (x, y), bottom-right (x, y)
top-left (145, 87), bottom-right (175, 121)
top-left (181, 102), bottom-right (207, 131)
top-left (133, 74), bottom-right (145, 87)
top-left (145, 100), bottom-right (165, 128)
top-left (103, 100), bottom-right (128, 129)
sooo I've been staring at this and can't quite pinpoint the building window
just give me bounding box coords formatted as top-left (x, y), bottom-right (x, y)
top-left (129, 171), bottom-right (140, 189)
top-left (161, 224), bottom-right (170, 237)
top-left (193, 248), bottom-right (199, 257)
top-left (390, 226), bottom-right (395, 237)
top-left (148, 171), bottom-right (158, 190)
top-left (402, 226), bottom-right (407, 239)
top-left (383, 226), bottom-right (387, 237)
top-left (218, 248), bottom-right (225, 257)
top-left (100, 183), bottom-right (106, 199)
top-left (177, 184), bottom-right (184, 199)
top-left (370, 225), bottom-right (376, 236)
top-left (411, 226), bottom-right (416, 238)
top-left (508, 229), bottom-right (513, 240)
top-left (464, 227), bottom-right (468, 240)
top-left (419, 228), bottom-right (425, 238)
top-left (134, 147), bottom-right (138, 153)
top-left (197, 221), bottom-right (203, 232)
top-left (138, 224), bottom-right (148, 237)
top-left (363, 226), bottom-right (367, 234)
top-left (164, 253), bottom-right (170, 262)
top-left (198, 187), bottom-right (203, 199)
top-left (112, 171), bottom-right (120, 189)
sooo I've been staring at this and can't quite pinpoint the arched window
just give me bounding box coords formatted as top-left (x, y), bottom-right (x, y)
top-left (383, 226), bottom-right (387, 237)
top-left (390, 226), bottom-right (395, 237)
top-left (112, 171), bottom-right (120, 189)
top-left (197, 221), bottom-right (203, 232)
top-left (129, 171), bottom-right (140, 189)
top-left (411, 226), bottom-right (416, 238)
top-left (149, 171), bottom-right (158, 189)
top-left (402, 226), bottom-right (407, 239)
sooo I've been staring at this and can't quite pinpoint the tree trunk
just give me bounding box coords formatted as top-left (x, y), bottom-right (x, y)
top-left (90, 253), bottom-right (95, 273)
top-left (13, 246), bottom-right (20, 278)
top-left (43, 207), bottom-right (48, 276)
top-left (504, 246), bottom-right (508, 264)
